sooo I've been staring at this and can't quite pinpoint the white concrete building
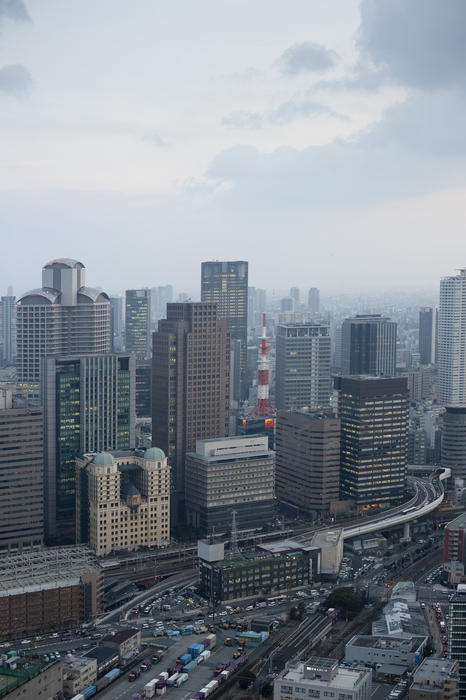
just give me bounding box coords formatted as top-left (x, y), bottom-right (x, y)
top-left (274, 657), bottom-right (371, 700)
top-left (438, 268), bottom-right (466, 404)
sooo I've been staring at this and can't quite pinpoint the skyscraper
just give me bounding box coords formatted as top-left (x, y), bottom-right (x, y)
top-left (125, 289), bottom-right (151, 358)
top-left (341, 314), bottom-right (397, 376)
top-left (290, 287), bottom-right (300, 306)
top-left (201, 261), bottom-right (248, 401)
top-left (42, 353), bottom-right (136, 541)
top-left (0, 295), bottom-right (16, 365)
top-left (335, 375), bottom-right (408, 508)
top-left (151, 285), bottom-right (173, 324)
top-left (152, 303), bottom-right (230, 512)
top-left (438, 269), bottom-right (466, 404)
top-left (442, 406), bottom-right (466, 482)
top-left (0, 390), bottom-right (43, 551)
top-left (275, 409), bottom-right (340, 516)
top-left (275, 323), bottom-right (331, 411)
top-left (308, 288), bottom-right (320, 315)
top-left (448, 586), bottom-right (466, 697)
top-left (109, 295), bottom-right (124, 352)
top-left (419, 307), bottom-right (438, 365)
top-left (17, 259), bottom-right (111, 391)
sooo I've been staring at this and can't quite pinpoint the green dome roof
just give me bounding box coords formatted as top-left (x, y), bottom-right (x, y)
top-left (93, 452), bottom-right (115, 466)
top-left (144, 447), bottom-right (166, 461)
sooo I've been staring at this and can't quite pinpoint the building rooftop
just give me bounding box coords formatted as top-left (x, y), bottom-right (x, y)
top-left (280, 661), bottom-right (369, 690)
top-left (391, 581), bottom-right (416, 600)
top-left (347, 635), bottom-right (426, 652)
top-left (103, 628), bottom-right (139, 644)
top-left (84, 646), bottom-right (119, 663)
top-left (412, 657), bottom-right (458, 686)
top-left (312, 529), bottom-right (344, 548)
top-left (447, 512), bottom-right (466, 530)
top-left (0, 545), bottom-right (101, 597)
top-left (63, 654), bottom-right (95, 671)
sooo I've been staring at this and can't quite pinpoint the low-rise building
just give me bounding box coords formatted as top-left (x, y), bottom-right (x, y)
top-left (83, 647), bottom-right (119, 678)
top-left (0, 658), bottom-right (62, 699)
top-left (199, 550), bottom-right (314, 603)
top-left (409, 657), bottom-right (459, 700)
top-left (345, 635), bottom-right (427, 673)
top-left (62, 655), bottom-right (97, 697)
top-left (0, 545), bottom-right (102, 640)
top-left (76, 448), bottom-right (170, 555)
top-left (185, 436), bottom-right (275, 535)
top-left (274, 657), bottom-right (371, 700)
top-left (102, 628), bottom-right (141, 663)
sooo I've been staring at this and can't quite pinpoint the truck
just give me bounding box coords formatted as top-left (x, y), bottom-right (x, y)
top-left (181, 624), bottom-right (194, 635)
top-left (214, 662), bottom-right (228, 675)
top-left (71, 687), bottom-right (97, 700)
top-left (188, 643), bottom-right (204, 658)
top-left (206, 633), bottom-right (216, 649)
top-left (140, 658), bottom-right (152, 672)
top-left (156, 686), bottom-right (167, 696)
top-left (151, 649), bottom-right (167, 664)
top-left (158, 671), bottom-right (169, 681)
top-left (144, 679), bottom-right (158, 698)
top-left (128, 668), bottom-right (141, 681)
top-left (183, 659), bottom-right (198, 673)
top-left (167, 673), bottom-right (180, 687)
top-left (198, 649), bottom-right (210, 663)
top-left (179, 652), bottom-right (192, 666)
top-left (194, 625), bottom-right (208, 634)
top-left (224, 637), bottom-right (233, 646)
top-left (175, 673), bottom-right (189, 687)
top-left (104, 668), bottom-right (120, 683)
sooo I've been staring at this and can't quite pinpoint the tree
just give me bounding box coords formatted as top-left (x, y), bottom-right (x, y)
top-left (324, 587), bottom-right (364, 620)
top-left (298, 601), bottom-right (306, 618)
top-left (261, 681), bottom-right (273, 697)
top-left (289, 606), bottom-right (299, 620)
top-left (238, 670), bottom-right (256, 690)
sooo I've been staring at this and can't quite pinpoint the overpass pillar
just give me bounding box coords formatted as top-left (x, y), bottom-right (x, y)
top-left (403, 522), bottom-right (411, 541)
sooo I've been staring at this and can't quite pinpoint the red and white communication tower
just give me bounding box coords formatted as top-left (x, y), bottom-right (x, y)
top-left (251, 313), bottom-right (274, 418)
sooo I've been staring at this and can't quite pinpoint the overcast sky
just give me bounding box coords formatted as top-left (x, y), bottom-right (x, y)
top-left (1, 0), bottom-right (465, 297)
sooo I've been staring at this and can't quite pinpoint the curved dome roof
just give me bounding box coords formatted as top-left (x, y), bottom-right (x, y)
top-left (78, 287), bottom-right (110, 303)
top-left (43, 258), bottom-right (84, 269)
top-left (144, 447), bottom-right (166, 460)
top-left (93, 452), bottom-right (115, 466)
top-left (121, 481), bottom-right (140, 497)
top-left (17, 287), bottom-right (61, 304)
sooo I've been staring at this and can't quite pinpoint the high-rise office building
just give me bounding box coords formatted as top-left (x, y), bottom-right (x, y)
top-left (248, 287), bottom-right (266, 332)
top-left (135, 359), bottom-right (152, 418)
top-left (442, 406), bottom-right (466, 482)
top-left (17, 259), bottom-right (111, 390)
top-left (443, 513), bottom-right (466, 585)
top-left (201, 261), bottom-right (248, 401)
top-left (0, 296), bottom-right (16, 365)
top-left (125, 289), bottom-right (151, 358)
top-left (335, 375), bottom-right (408, 507)
top-left (275, 323), bottom-right (331, 411)
top-left (0, 390), bottom-right (43, 551)
top-left (439, 269), bottom-right (466, 404)
top-left (151, 285), bottom-right (174, 324)
top-left (308, 288), bottom-right (320, 315)
top-left (275, 409), bottom-right (340, 516)
top-left (448, 585), bottom-right (466, 698)
top-left (185, 436), bottom-right (275, 535)
top-left (341, 314), bottom-right (397, 376)
top-left (109, 295), bottom-right (124, 352)
top-left (290, 287), bottom-right (300, 305)
top-left (42, 353), bottom-right (136, 541)
top-left (281, 297), bottom-right (294, 313)
top-left (152, 302), bottom-right (230, 510)
top-left (76, 448), bottom-right (170, 555)
top-left (419, 307), bottom-right (438, 365)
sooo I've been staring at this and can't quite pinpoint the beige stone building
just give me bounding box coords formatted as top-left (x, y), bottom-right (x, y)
top-left (76, 448), bottom-right (170, 556)
top-left (63, 655), bottom-right (97, 696)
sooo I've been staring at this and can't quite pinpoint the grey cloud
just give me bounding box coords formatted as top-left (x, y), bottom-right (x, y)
top-left (276, 41), bottom-right (338, 75)
top-left (0, 64), bottom-right (31, 94)
top-left (358, 0), bottom-right (466, 90)
top-left (222, 100), bottom-right (346, 130)
top-left (208, 91), bottom-right (466, 209)
top-left (0, 0), bottom-right (31, 24)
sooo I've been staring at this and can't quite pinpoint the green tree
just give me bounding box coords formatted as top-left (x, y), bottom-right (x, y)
top-left (261, 681), bottom-right (273, 697)
top-left (324, 587), bottom-right (364, 620)
top-left (238, 670), bottom-right (256, 690)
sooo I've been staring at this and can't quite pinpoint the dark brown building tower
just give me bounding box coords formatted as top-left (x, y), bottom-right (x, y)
top-left (275, 409), bottom-right (340, 516)
top-left (152, 303), bottom-right (230, 515)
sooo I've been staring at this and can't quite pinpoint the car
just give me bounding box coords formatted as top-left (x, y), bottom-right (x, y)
top-left (21, 639), bottom-right (31, 645)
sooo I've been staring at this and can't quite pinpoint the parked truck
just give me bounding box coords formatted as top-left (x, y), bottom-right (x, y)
top-left (144, 679), bottom-right (157, 698)
top-left (175, 673), bottom-right (189, 687)
top-left (167, 673), bottom-right (180, 687)
top-left (140, 658), bottom-right (152, 672)
top-left (128, 668), bottom-right (141, 681)
top-left (206, 633), bottom-right (216, 649)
